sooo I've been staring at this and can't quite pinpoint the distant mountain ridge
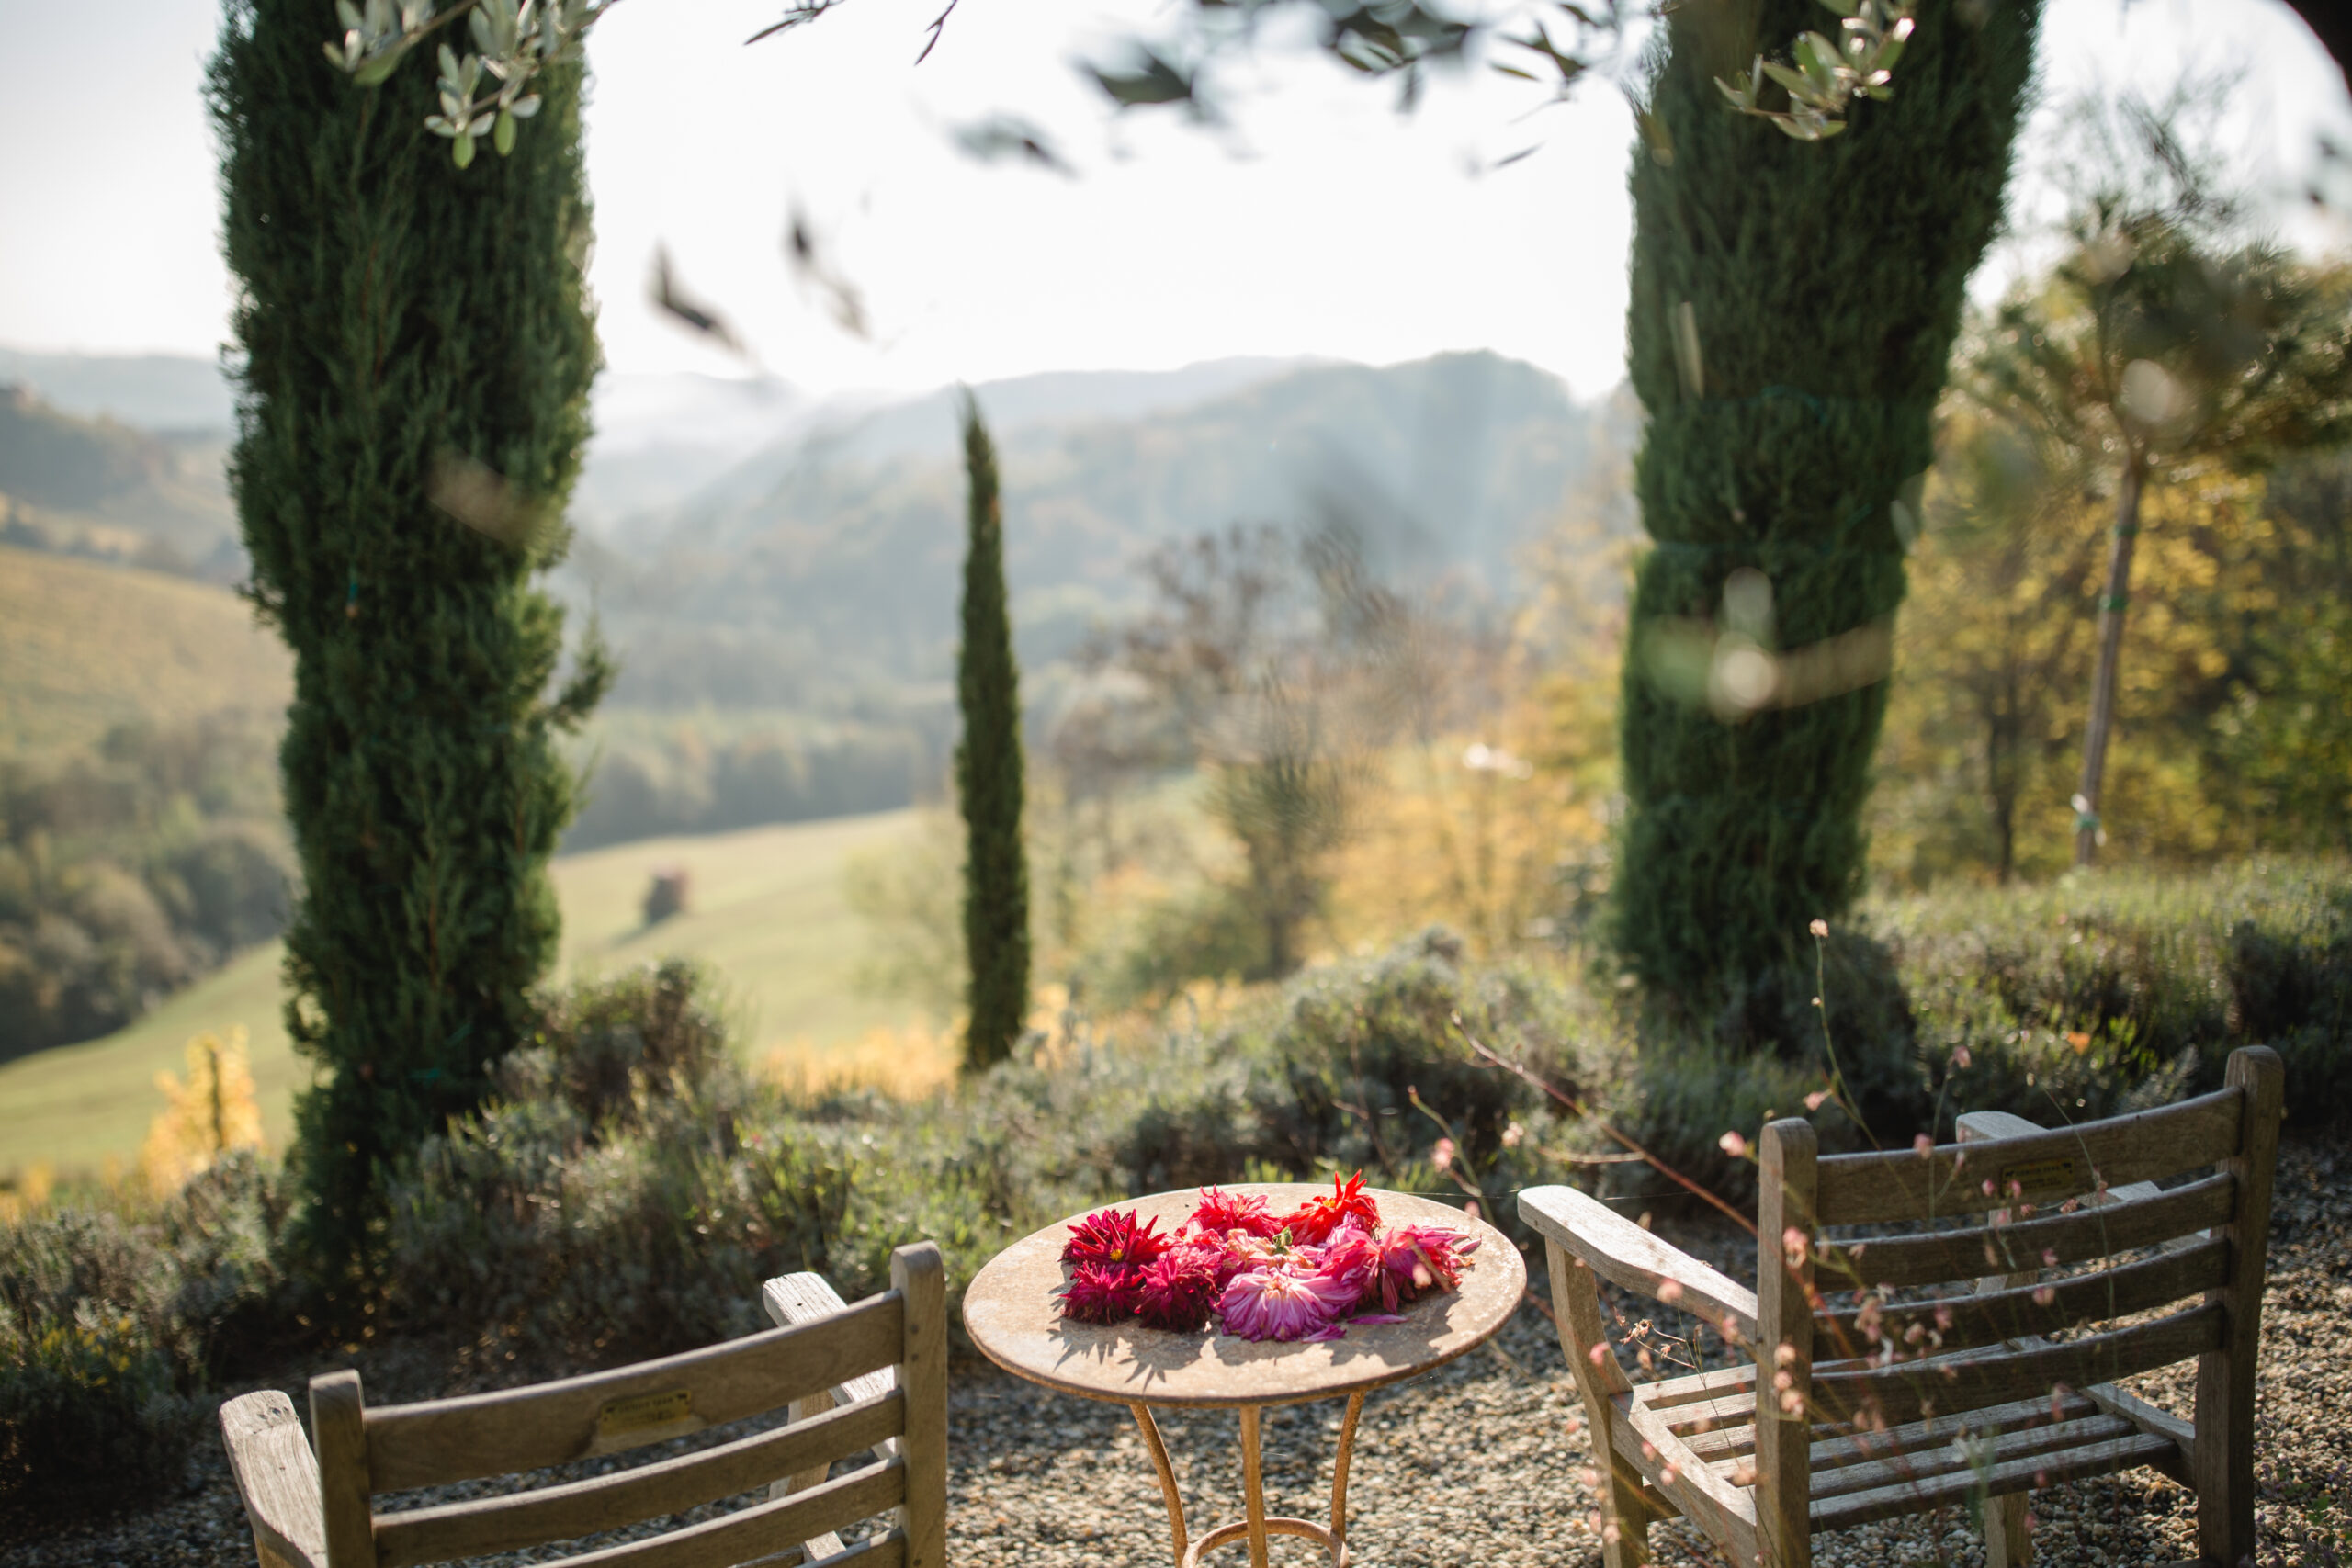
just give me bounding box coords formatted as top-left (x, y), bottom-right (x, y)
top-left (563, 350), bottom-right (1633, 709)
top-left (0, 344), bottom-right (1633, 719)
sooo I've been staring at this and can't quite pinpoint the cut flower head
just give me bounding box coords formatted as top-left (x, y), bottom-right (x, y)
top-left (1279, 1170), bottom-right (1382, 1246)
top-left (1051, 1176), bottom-right (1477, 1344)
top-left (1061, 1207), bottom-right (1172, 1270)
top-left (1217, 1268), bottom-right (1357, 1342)
top-left (1189, 1186), bottom-right (1283, 1239)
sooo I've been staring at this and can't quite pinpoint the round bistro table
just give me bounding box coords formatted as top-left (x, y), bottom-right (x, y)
top-left (961, 1183), bottom-right (1524, 1568)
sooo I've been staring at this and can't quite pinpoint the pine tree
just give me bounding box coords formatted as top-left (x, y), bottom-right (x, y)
top-left (210, 0), bottom-right (610, 1277)
top-left (955, 392), bottom-right (1030, 1069)
top-left (1612, 0), bottom-right (2040, 1000)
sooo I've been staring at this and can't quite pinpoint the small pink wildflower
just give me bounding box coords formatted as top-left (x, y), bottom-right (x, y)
top-left (1431, 1137), bottom-right (1457, 1174)
top-left (1719, 1131), bottom-right (1747, 1157)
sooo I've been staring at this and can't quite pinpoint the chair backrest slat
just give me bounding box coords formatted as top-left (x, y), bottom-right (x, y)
top-left (1807, 1300), bottom-right (2224, 1432)
top-left (1812, 1235), bottom-right (2228, 1359)
top-left (1832, 1169), bottom-right (2235, 1290)
top-left (543, 1454), bottom-right (906, 1568)
top-left (1813, 1085), bottom-right (2242, 1226)
top-left (363, 1291), bottom-right (902, 1493)
top-left (372, 1390), bottom-right (904, 1568)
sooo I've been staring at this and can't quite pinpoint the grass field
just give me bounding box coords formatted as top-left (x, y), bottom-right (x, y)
top-left (0, 808), bottom-right (928, 1176)
top-left (0, 543), bottom-right (290, 753)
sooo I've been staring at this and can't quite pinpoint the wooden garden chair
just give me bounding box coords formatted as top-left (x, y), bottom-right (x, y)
top-left (219, 1242), bottom-right (947, 1568)
top-left (1519, 1045), bottom-right (2284, 1568)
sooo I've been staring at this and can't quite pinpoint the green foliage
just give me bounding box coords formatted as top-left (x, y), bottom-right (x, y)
top-left (210, 0), bottom-right (612, 1280)
top-left (1613, 0), bottom-right (2041, 1007)
top-left (1964, 103), bottom-right (2352, 864)
top-left (1884, 861), bottom-right (2352, 1125)
top-left (2201, 450), bottom-right (2352, 857)
top-left (0, 716), bottom-right (291, 1058)
top-left (384, 961), bottom-right (851, 1360)
top-left (1622, 862), bottom-right (2352, 1201)
top-left (1089, 880), bottom-right (1271, 1011)
top-left (956, 395), bottom-right (1030, 1069)
top-left (0, 1155), bottom-right (293, 1505)
top-left (0, 1308), bottom-right (197, 1504)
top-left (564, 711), bottom-right (928, 851)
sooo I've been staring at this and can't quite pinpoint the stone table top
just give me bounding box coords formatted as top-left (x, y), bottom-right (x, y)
top-left (961, 1183), bottom-right (1525, 1410)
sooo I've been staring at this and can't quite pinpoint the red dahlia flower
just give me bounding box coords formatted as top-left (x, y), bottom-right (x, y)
top-left (1189, 1187), bottom-right (1282, 1239)
top-left (1280, 1171), bottom-right (1381, 1246)
top-left (1059, 1262), bottom-right (1141, 1325)
top-left (1061, 1208), bottom-right (1171, 1270)
top-left (1134, 1251), bottom-right (1217, 1332)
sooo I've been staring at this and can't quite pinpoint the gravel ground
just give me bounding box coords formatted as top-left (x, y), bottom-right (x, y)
top-left (8, 1135), bottom-right (2346, 1568)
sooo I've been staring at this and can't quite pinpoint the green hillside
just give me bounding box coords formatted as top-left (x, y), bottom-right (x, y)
top-left (0, 809), bottom-right (924, 1175)
top-left (0, 544), bottom-right (289, 753)
top-left (0, 384), bottom-right (237, 571)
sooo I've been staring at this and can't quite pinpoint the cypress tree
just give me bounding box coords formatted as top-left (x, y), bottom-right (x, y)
top-left (1613, 0), bottom-right (2039, 1000)
top-left (955, 391), bottom-right (1030, 1070)
top-left (210, 0), bottom-right (610, 1277)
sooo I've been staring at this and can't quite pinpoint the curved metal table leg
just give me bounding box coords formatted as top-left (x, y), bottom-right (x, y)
top-left (1143, 1393), bottom-right (1364, 1568)
top-left (1131, 1402), bottom-right (1190, 1564)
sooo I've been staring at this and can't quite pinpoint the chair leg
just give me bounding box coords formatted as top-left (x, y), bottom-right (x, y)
top-left (1984, 1490), bottom-right (2032, 1568)
top-left (1545, 1240), bottom-right (1653, 1568)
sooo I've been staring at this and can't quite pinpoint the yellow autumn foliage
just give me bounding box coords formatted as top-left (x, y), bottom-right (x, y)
top-left (138, 1026), bottom-right (266, 1194)
top-left (1876, 404), bottom-right (2285, 886)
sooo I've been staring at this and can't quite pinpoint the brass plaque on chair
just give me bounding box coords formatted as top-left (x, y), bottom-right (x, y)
top-left (1998, 1156), bottom-right (2079, 1201)
top-left (597, 1388), bottom-right (694, 1439)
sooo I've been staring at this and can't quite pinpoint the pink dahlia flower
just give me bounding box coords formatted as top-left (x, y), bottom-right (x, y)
top-left (1189, 1187), bottom-right (1282, 1239)
top-left (1216, 1269), bottom-right (1356, 1342)
top-left (1204, 1228), bottom-right (1288, 1286)
top-left (1307, 1221), bottom-right (1380, 1311)
top-left (1375, 1223), bottom-right (1478, 1305)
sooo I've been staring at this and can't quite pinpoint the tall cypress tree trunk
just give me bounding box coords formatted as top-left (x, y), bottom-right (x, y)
top-left (1614, 0), bottom-right (2040, 1001)
top-left (2073, 454), bottom-right (2144, 865)
top-left (956, 393), bottom-right (1029, 1070)
top-left (210, 1), bottom-right (608, 1278)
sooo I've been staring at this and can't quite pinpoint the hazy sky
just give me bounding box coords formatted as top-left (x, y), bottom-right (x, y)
top-left (2, 0), bottom-right (2346, 401)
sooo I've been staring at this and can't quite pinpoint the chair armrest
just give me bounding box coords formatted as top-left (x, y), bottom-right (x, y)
top-left (220, 1391), bottom-right (326, 1568)
top-left (1519, 1185), bottom-right (1759, 1345)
